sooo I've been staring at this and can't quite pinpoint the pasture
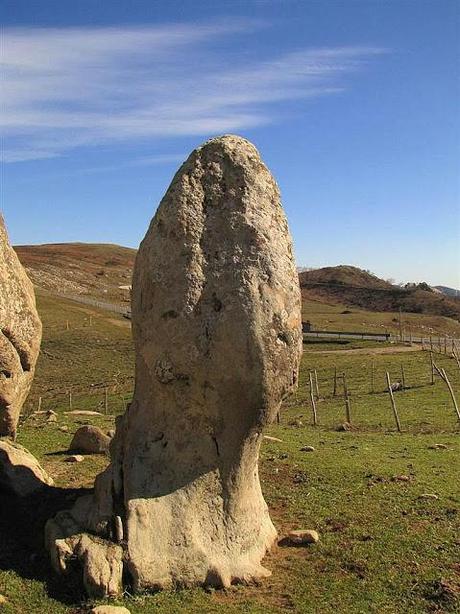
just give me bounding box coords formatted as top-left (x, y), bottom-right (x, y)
top-left (1, 293), bottom-right (459, 613)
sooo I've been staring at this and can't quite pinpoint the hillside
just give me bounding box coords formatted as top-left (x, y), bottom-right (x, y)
top-left (299, 266), bottom-right (460, 323)
top-left (14, 242), bottom-right (136, 305)
top-left (434, 285), bottom-right (460, 298)
top-left (14, 246), bottom-right (460, 330)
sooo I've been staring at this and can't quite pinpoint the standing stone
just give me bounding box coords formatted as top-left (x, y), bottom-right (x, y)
top-left (46, 135), bottom-right (302, 595)
top-left (0, 215), bottom-right (42, 438)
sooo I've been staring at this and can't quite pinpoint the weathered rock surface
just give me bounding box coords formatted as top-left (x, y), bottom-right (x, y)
top-left (69, 425), bottom-right (111, 454)
top-left (0, 438), bottom-right (53, 496)
top-left (0, 215), bottom-right (42, 438)
top-left (46, 135), bottom-right (302, 595)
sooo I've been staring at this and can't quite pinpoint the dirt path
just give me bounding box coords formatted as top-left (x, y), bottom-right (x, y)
top-left (311, 345), bottom-right (421, 356)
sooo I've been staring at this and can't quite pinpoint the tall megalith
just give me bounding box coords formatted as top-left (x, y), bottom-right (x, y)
top-left (0, 215), bottom-right (42, 438)
top-left (46, 135), bottom-right (302, 595)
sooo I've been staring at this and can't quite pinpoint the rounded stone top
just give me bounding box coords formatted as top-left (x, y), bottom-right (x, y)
top-left (196, 134), bottom-right (260, 157)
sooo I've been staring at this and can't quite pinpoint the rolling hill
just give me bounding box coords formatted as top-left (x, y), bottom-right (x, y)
top-left (14, 245), bottom-right (460, 331)
top-left (299, 265), bottom-right (460, 322)
top-left (14, 242), bottom-right (136, 305)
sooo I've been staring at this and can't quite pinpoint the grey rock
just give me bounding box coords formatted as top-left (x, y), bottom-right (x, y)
top-left (69, 426), bottom-right (111, 454)
top-left (0, 438), bottom-right (53, 496)
top-left (0, 215), bottom-right (42, 438)
top-left (46, 135), bottom-right (302, 595)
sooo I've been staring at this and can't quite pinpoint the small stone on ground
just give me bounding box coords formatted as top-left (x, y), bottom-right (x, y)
top-left (91, 606), bottom-right (131, 614)
top-left (300, 445), bottom-right (315, 452)
top-left (287, 529), bottom-right (320, 545)
top-left (65, 455), bottom-right (84, 463)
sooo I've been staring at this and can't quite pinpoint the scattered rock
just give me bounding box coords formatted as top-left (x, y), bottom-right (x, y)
top-left (91, 606), bottom-right (131, 614)
top-left (0, 439), bottom-right (53, 496)
top-left (289, 419), bottom-right (303, 427)
top-left (392, 475), bottom-right (411, 482)
top-left (0, 215), bottom-right (42, 438)
top-left (300, 445), bottom-right (315, 452)
top-left (419, 493), bottom-right (439, 500)
top-left (428, 443), bottom-right (448, 450)
top-left (287, 529), bottom-right (320, 545)
top-left (69, 425), bottom-right (111, 454)
top-left (0, 594), bottom-right (7, 604)
top-left (263, 435), bottom-right (283, 443)
top-left (336, 422), bottom-right (353, 432)
top-left (65, 455), bottom-right (85, 463)
top-left (47, 414), bottom-right (58, 423)
top-left (293, 471), bottom-right (308, 484)
top-left (59, 426), bottom-right (69, 433)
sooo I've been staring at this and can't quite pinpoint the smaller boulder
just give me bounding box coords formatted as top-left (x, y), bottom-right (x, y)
top-left (287, 529), bottom-right (320, 545)
top-left (69, 426), bottom-right (111, 454)
top-left (0, 439), bottom-right (54, 496)
top-left (300, 445), bottom-right (315, 452)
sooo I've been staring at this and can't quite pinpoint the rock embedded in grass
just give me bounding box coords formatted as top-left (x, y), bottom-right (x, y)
top-left (300, 445), bottom-right (315, 452)
top-left (69, 425), bottom-right (111, 454)
top-left (65, 454), bottom-right (84, 463)
top-left (287, 530), bottom-right (320, 545)
top-left (91, 606), bottom-right (131, 614)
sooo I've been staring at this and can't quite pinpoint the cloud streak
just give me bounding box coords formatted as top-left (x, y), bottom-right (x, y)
top-left (1, 22), bottom-right (386, 162)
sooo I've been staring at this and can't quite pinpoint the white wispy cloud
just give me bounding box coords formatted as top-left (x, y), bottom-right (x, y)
top-left (1, 22), bottom-right (386, 163)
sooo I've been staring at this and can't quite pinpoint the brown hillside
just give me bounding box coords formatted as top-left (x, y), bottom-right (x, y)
top-left (14, 243), bottom-right (136, 304)
top-left (300, 266), bottom-right (460, 322)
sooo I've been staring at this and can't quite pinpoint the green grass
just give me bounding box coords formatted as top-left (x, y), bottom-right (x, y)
top-left (1, 294), bottom-right (459, 613)
top-left (302, 297), bottom-right (460, 338)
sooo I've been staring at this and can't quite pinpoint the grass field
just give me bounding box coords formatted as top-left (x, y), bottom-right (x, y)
top-left (302, 298), bottom-right (460, 339)
top-left (1, 293), bottom-right (459, 613)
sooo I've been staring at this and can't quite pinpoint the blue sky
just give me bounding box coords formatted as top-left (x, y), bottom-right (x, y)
top-left (2, 0), bottom-right (459, 287)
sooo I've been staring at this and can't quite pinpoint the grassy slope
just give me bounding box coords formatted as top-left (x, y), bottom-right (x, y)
top-left (14, 243), bottom-right (136, 305)
top-left (1, 294), bottom-right (459, 613)
top-left (302, 297), bottom-right (460, 338)
top-left (300, 266), bottom-right (460, 323)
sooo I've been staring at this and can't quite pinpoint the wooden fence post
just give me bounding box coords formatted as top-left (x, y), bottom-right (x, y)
top-left (309, 371), bottom-right (318, 426)
top-left (342, 372), bottom-right (351, 423)
top-left (314, 369), bottom-right (320, 399)
top-left (37, 396), bottom-right (42, 412)
top-left (436, 367), bottom-right (460, 423)
top-left (429, 351), bottom-right (435, 385)
top-left (386, 371), bottom-right (402, 432)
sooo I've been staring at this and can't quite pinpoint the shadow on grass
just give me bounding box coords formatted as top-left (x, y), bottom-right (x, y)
top-left (0, 484), bottom-right (91, 605)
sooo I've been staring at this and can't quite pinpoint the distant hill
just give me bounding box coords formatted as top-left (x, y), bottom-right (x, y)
top-left (15, 246), bottom-right (460, 325)
top-left (14, 243), bottom-right (136, 305)
top-left (434, 285), bottom-right (460, 298)
top-left (299, 265), bottom-right (460, 322)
